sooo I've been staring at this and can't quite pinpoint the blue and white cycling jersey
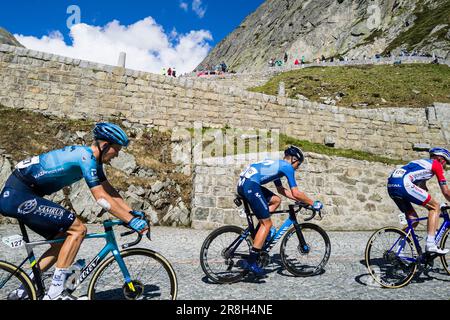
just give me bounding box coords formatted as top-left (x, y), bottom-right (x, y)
top-left (15, 146), bottom-right (107, 195)
top-left (238, 159), bottom-right (298, 189)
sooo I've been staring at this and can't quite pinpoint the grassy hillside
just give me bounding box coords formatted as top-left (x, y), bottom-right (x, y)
top-left (249, 64), bottom-right (450, 108)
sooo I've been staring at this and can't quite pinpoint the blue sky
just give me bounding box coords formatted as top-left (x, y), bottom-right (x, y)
top-left (0, 0), bottom-right (265, 73)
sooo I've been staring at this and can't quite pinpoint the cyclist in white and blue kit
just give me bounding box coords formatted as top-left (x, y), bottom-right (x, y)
top-left (387, 147), bottom-right (450, 255)
top-left (237, 146), bottom-right (323, 276)
top-left (0, 123), bottom-right (149, 300)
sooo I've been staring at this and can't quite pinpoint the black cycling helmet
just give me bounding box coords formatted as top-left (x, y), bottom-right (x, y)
top-left (93, 123), bottom-right (129, 147)
top-left (284, 146), bottom-right (304, 165)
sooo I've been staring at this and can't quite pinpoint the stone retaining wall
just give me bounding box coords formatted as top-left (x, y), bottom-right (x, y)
top-left (0, 44), bottom-right (449, 162)
top-left (191, 152), bottom-right (442, 231)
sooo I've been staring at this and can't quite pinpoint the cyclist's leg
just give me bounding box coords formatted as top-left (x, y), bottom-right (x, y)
top-left (401, 182), bottom-right (447, 253)
top-left (424, 198), bottom-right (441, 241)
top-left (239, 181), bottom-right (272, 275)
top-left (388, 180), bottom-right (419, 228)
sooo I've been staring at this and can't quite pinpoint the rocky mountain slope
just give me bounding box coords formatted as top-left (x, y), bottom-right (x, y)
top-left (197, 0), bottom-right (450, 72)
top-left (0, 27), bottom-right (24, 47)
top-left (0, 105), bottom-right (192, 227)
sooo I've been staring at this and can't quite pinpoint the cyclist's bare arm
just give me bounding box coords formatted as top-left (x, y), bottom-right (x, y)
top-left (276, 185), bottom-right (293, 199)
top-left (291, 187), bottom-right (314, 206)
top-left (278, 186), bottom-right (314, 206)
top-left (439, 184), bottom-right (450, 202)
top-left (101, 180), bottom-right (133, 213)
top-left (90, 185), bottom-right (134, 222)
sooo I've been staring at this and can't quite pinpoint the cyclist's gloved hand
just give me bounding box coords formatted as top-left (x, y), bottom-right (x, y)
top-left (312, 201), bottom-right (323, 211)
top-left (130, 210), bottom-right (146, 219)
top-left (128, 217), bottom-right (149, 234)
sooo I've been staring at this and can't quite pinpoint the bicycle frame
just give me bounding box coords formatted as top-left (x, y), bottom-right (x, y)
top-left (226, 202), bottom-right (309, 257)
top-left (389, 209), bottom-right (450, 263)
top-left (11, 219), bottom-right (137, 298)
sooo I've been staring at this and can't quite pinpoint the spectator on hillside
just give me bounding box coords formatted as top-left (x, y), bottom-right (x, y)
top-left (284, 52), bottom-right (288, 63)
top-left (172, 68), bottom-right (177, 77)
top-left (301, 56), bottom-right (305, 65)
top-left (167, 68), bottom-right (172, 76)
top-left (161, 68), bottom-right (166, 76)
top-left (294, 59), bottom-right (299, 65)
top-left (321, 55), bottom-right (326, 62)
top-left (220, 61), bottom-right (228, 72)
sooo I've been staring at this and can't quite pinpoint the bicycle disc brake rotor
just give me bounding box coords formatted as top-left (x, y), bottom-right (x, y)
top-left (123, 280), bottom-right (144, 300)
top-left (297, 243), bottom-right (311, 255)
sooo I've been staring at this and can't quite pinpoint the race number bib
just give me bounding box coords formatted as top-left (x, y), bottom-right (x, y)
top-left (16, 156), bottom-right (39, 169)
top-left (240, 166), bottom-right (258, 179)
top-left (391, 169), bottom-right (406, 178)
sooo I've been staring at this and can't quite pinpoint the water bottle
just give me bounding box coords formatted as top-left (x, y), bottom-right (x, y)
top-left (265, 227), bottom-right (276, 244)
top-left (65, 259), bottom-right (86, 291)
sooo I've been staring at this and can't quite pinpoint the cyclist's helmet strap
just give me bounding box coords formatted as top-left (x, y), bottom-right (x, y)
top-left (93, 123), bottom-right (129, 147)
top-left (284, 146), bottom-right (304, 165)
top-left (429, 147), bottom-right (450, 164)
top-left (95, 140), bottom-right (110, 165)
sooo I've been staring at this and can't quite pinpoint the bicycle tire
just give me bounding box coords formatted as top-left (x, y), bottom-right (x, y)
top-left (200, 225), bottom-right (252, 284)
top-left (280, 223), bottom-right (331, 277)
top-left (87, 248), bottom-right (178, 300)
top-left (0, 261), bottom-right (37, 300)
top-left (365, 227), bottom-right (418, 288)
top-left (440, 228), bottom-right (450, 275)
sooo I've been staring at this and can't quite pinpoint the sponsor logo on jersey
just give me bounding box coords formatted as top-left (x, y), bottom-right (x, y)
top-left (91, 169), bottom-right (97, 177)
top-left (2, 191), bottom-right (9, 198)
top-left (18, 199), bottom-right (38, 215)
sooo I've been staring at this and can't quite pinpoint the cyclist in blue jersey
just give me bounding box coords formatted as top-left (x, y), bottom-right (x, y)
top-left (0, 123), bottom-right (149, 300)
top-left (237, 146), bottom-right (323, 276)
top-left (387, 147), bottom-right (450, 255)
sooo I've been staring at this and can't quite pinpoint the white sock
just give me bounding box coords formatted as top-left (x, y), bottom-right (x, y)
top-left (426, 235), bottom-right (435, 245)
top-left (46, 268), bottom-right (69, 299)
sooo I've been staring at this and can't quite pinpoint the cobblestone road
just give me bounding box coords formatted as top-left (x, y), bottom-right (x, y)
top-left (1, 225), bottom-right (448, 300)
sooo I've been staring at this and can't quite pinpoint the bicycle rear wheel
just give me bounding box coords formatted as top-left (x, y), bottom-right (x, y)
top-left (280, 223), bottom-right (331, 277)
top-left (365, 227), bottom-right (418, 288)
top-left (0, 261), bottom-right (36, 300)
top-left (87, 248), bottom-right (177, 300)
top-left (440, 228), bottom-right (450, 275)
top-left (200, 225), bottom-right (252, 284)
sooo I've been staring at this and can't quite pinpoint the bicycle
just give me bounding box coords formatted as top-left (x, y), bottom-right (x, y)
top-left (200, 195), bottom-right (331, 284)
top-left (0, 211), bottom-right (178, 300)
top-left (365, 204), bottom-right (450, 288)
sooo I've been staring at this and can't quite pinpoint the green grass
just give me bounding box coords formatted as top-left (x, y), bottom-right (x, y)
top-left (384, 0), bottom-right (450, 53)
top-left (279, 134), bottom-right (404, 165)
top-left (188, 126), bottom-right (404, 165)
top-left (248, 64), bottom-right (450, 108)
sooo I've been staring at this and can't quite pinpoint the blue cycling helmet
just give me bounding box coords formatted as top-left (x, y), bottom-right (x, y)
top-left (284, 146), bottom-right (304, 165)
top-left (430, 147), bottom-right (450, 164)
top-left (93, 123), bottom-right (129, 147)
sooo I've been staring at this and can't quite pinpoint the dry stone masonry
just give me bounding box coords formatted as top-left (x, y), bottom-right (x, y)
top-left (0, 44), bottom-right (448, 162)
top-left (191, 152), bottom-right (443, 231)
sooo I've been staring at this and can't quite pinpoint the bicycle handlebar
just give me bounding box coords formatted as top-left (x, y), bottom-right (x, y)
top-left (120, 217), bottom-right (152, 249)
top-left (293, 201), bottom-right (322, 222)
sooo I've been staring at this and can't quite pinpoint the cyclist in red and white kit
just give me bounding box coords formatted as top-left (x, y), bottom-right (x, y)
top-left (387, 147), bottom-right (450, 255)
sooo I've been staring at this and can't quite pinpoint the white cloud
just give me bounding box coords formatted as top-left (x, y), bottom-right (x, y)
top-left (192, 0), bottom-right (207, 18)
top-left (15, 17), bottom-right (212, 74)
top-left (179, 1), bottom-right (189, 12)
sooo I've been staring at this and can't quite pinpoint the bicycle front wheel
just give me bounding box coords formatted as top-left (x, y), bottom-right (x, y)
top-left (365, 227), bottom-right (418, 288)
top-left (200, 225), bottom-right (252, 284)
top-left (440, 228), bottom-right (450, 275)
top-left (87, 248), bottom-right (177, 300)
top-left (0, 261), bottom-right (36, 300)
top-left (280, 223), bottom-right (331, 277)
